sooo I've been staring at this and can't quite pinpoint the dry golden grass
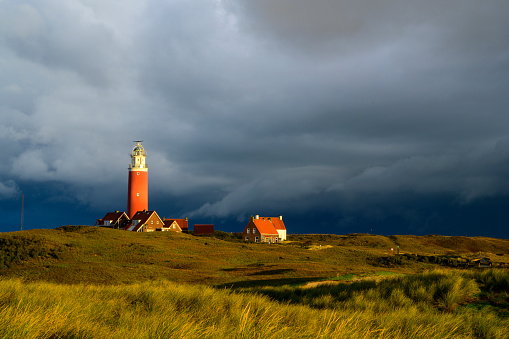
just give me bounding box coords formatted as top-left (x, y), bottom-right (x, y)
top-left (1, 228), bottom-right (509, 337)
top-left (0, 270), bottom-right (507, 338)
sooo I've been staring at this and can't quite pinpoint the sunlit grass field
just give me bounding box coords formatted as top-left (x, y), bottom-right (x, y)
top-left (0, 270), bottom-right (507, 338)
top-left (0, 226), bottom-right (508, 337)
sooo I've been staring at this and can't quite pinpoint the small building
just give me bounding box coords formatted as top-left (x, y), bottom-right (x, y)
top-left (243, 215), bottom-right (283, 243)
top-left (163, 217), bottom-right (188, 233)
top-left (95, 211), bottom-right (129, 229)
top-left (161, 219), bottom-right (183, 232)
top-left (124, 210), bottom-right (163, 232)
top-left (470, 257), bottom-right (492, 268)
top-left (268, 216), bottom-right (287, 241)
top-left (194, 224), bottom-right (214, 235)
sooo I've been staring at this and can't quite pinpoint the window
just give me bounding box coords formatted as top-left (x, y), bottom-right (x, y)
top-left (253, 228), bottom-right (256, 234)
top-left (137, 172), bottom-right (140, 175)
top-left (255, 237), bottom-right (259, 242)
top-left (137, 193), bottom-right (139, 196)
top-left (245, 237), bottom-right (249, 241)
top-left (151, 221), bottom-right (153, 224)
top-left (247, 228), bottom-right (250, 234)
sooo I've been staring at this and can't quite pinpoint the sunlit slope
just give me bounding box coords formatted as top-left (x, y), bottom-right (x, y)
top-left (0, 226), bottom-right (507, 286)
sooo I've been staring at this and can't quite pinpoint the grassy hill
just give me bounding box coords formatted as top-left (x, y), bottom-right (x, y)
top-left (1, 226), bottom-right (508, 286)
top-left (0, 227), bottom-right (508, 338)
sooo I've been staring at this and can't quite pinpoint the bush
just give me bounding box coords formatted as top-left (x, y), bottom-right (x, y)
top-left (0, 235), bottom-right (63, 268)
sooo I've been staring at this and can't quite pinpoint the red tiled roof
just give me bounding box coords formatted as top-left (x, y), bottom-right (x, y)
top-left (163, 219), bottom-right (176, 227)
top-left (252, 219), bottom-right (279, 235)
top-left (130, 210), bottom-right (154, 224)
top-left (174, 219), bottom-right (188, 230)
top-left (268, 217), bottom-right (286, 231)
top-left (164, 218), bottom-right (188, 230)
top-left (102, 211), bottom-right (127, 224)
top-left (96, 211), bottom-right (129, 227)
top-left (162, 219), bottom-right (182, 231)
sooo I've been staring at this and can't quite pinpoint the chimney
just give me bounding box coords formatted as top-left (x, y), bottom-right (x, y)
top-left (279, 215), bottom-right (283, 220)
top-left (255, 215), bottom-right (259, 220)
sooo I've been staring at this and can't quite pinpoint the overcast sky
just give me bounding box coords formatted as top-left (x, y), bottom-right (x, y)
top-left (1, 1), bottom-right (509, 237)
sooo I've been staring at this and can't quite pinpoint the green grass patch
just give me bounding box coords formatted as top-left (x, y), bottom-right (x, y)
top-left (331, 273), bottom-right (356, 281)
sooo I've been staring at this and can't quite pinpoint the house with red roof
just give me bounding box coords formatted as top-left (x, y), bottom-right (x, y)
top-left (95, 210), bottom-right (188, 233)
top-left (163, 217), bottom-right (188, 233)
top-left (161, 219), bottom-right (183, 232)
top-left (124, 210), bottom-right (163, 232)
top-left (269, 216), bottom-right (287, 241)
top-left (95, 211), bottom-right (130, 229)
top-left (242, 215), bottom-right (286, 243)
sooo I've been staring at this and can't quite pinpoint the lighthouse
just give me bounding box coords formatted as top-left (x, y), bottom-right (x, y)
top-left (127, 141), bottom-right (148, 218)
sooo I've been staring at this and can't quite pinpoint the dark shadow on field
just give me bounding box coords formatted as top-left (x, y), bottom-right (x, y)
top-left (220, 266), bottom-right (296, 276)
top-left (215, 277), bottom-right (325, 289)
top-left (248, 269), bottom-right (295, 276)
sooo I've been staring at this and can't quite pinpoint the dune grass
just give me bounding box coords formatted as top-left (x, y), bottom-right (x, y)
top-left (1, 228), bottom-right (509, 337)
top-left (0, 269), bottom-right (507, 338)
top-left (247, 269), bottom-right (509, 338)
top-left (0, 278), bottom-right (372, 338)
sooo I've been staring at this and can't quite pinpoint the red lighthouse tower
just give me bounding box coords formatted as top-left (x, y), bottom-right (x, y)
top-left (127, 141), bottom-right (148, 218)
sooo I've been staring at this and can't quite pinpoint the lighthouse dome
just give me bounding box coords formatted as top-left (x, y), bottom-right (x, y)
top-left (132, 143), bottom-right (146, 156)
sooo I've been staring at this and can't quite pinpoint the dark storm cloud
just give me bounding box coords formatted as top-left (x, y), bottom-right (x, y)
top-left (230, 1), bottom-right (509, 58)
top-left (1, 1), bottom-right (508, 236)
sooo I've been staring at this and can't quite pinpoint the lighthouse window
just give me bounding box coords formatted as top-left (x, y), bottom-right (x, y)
top-left (137, 193), bottom-right (139, 196)
top-left (137, 172), bottom-right (140, 175)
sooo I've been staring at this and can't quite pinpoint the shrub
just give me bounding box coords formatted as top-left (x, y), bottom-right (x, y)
top-left (477, 269), bottom-right (509, 293)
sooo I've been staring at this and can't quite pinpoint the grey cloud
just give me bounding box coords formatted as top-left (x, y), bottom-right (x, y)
top-left (230, 1), bottom-right (509, 58)
top-left (0, 1), bottom-right (125, 87)
top-left (0, 180), bottom-right (19, 199)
